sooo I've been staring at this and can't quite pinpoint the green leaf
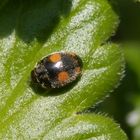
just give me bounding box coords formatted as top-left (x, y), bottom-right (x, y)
top-left (0, 0), bottom-right (127, 139)
top-left (44, 114), bottom-right (127, 140)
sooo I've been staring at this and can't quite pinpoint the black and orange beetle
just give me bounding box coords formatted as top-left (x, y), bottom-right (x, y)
top-left (31, 52), bottom-right (83, 88)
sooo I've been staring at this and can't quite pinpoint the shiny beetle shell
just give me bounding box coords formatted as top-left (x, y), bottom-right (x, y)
top-left (31, 52), bottom-right (83, 88)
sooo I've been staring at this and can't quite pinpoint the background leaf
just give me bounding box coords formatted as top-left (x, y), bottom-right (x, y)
top-left (98, 0), bottom-right (140, 139)
top-left (124, 43), bottom-right (140, 140)
top-left (0, 0), bottom-right (127, 139)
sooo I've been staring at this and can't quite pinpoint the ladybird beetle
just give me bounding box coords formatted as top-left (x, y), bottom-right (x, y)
top-left (31, 52), bottom-right (83, 88)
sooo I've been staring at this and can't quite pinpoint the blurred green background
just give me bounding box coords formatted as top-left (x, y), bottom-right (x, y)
top-left (98, 0), bottom-right (140, 140)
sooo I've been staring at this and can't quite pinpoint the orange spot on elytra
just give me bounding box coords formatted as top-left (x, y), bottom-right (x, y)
top-left (58, 71), bottom-right (69, 82)
top-left (49, 53), bottom-right (61, 63)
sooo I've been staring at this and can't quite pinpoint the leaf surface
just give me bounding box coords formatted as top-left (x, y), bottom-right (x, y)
top-left (0, 0), bottom-right (127, 139)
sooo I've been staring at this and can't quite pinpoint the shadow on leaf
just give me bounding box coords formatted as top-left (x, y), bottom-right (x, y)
top-left (30, 76), bottom-right (81, 97)
top-left (0, 0), bottom-right (72, 43)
